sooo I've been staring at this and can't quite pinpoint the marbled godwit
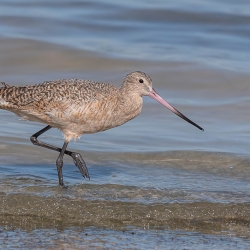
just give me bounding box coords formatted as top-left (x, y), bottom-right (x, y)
top-left (0, 71), bottom-right (203, 185)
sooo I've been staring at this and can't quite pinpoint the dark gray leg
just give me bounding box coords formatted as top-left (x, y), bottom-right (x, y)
top-left (56, 141), bottom-right (68, 186)
top-left (30, 126), bottom-right (90, 182)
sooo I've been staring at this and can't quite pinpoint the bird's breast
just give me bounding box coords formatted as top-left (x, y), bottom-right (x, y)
top-left (55, 94), bottom-right (143, 140)
top-left (84, 95), bottom-right (142, 130)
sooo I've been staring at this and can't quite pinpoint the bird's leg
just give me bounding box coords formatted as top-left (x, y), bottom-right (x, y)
top-left (30, 125), bottom-right (90, 180)
top-left (70, 152), bottom-right (90, 180)
top-left (56, 141), bottom-right (68, 186)
top-left (30, 125), bottom-right (74, 156)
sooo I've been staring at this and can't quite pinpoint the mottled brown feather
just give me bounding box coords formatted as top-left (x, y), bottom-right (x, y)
top-left (0, 72), bottom-right (152, 141)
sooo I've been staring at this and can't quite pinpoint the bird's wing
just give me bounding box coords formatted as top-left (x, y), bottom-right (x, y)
top-left (48, 79), bottom-right (119, 104)
top-left (1, 79), bottom-right (118, 108)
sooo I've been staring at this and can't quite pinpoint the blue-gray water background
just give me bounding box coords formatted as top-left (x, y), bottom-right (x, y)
top-left (0, 0), bottom-right (250, 249)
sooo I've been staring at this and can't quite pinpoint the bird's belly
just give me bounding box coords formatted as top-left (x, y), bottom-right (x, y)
top-left (58, 99), bottom-right (142, 141)
top-left (70, 106), bottom-right (136, 133)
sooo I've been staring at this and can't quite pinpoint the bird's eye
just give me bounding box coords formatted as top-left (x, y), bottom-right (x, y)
top-left (139, 79), bottom-right (144, 83)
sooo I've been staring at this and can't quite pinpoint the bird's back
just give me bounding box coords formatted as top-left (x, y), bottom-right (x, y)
top-left (0, 79), bottom-right (118, 108)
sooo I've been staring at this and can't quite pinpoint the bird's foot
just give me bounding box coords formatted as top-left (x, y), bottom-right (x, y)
top-left (56, 157), bottom-right (64, 186)
top-left (71, 152), bottom-right (90, 180)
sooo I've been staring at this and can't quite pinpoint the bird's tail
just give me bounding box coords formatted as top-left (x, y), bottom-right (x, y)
top-left (0, 82), bottom-right (10, 88)
top-left (0, 82), bottom-right (11, 109)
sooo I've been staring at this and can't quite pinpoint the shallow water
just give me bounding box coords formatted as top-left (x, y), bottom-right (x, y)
top-left (0, 0), bottom-right (250, 249)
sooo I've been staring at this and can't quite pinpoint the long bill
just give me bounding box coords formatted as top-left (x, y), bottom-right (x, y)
top-left (149, 88), bottom-right (204, 131)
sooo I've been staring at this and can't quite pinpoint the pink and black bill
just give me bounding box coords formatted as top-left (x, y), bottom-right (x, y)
top-left (149, 88), bottom-right (204, 131)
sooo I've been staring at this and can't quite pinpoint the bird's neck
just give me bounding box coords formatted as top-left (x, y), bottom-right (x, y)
top-left (118, 86), bottom-right (143, 120)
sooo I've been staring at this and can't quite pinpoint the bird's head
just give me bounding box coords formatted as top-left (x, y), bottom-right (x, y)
top-left (122, 71), bottom-right (204, 131)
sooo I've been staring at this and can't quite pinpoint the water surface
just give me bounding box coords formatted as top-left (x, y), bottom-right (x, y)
top-left (0, 0), bottom-right (250, 249)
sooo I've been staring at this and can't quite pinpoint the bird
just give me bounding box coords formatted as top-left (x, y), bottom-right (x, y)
top-left (0, 71), bottom-right (203, 186)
